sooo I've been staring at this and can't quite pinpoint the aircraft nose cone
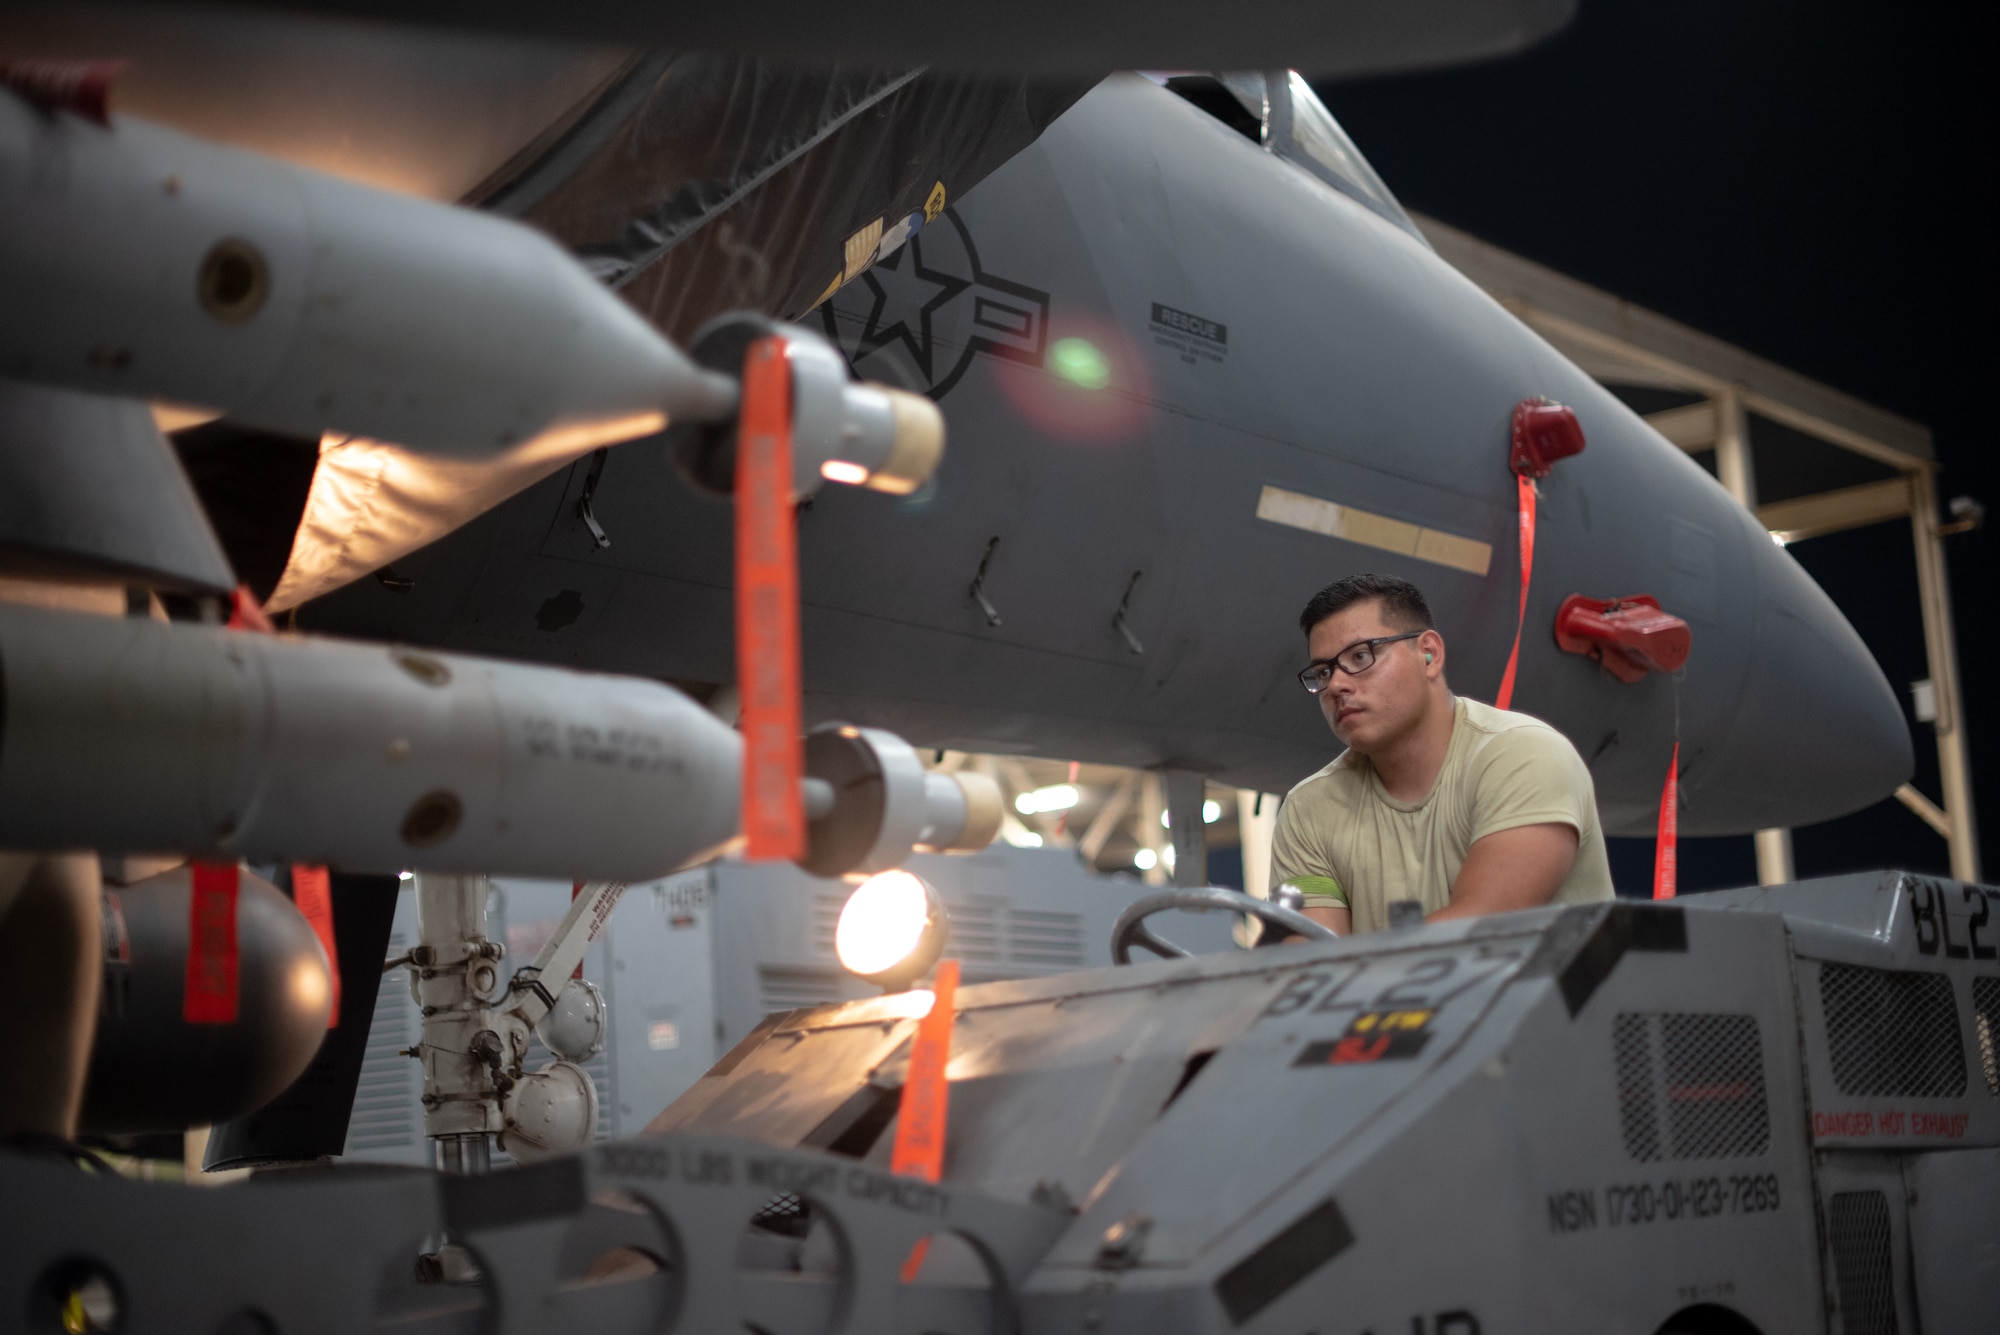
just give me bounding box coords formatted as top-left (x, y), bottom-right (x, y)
top-left (1682, 533), bottom-right (1912, 833)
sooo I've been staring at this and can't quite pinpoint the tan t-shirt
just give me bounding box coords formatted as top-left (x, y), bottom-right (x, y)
top-left (1270, 697), bottom-right (1613, 933)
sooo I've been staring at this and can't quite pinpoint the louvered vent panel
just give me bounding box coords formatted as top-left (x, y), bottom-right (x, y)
top-left (812, 894), bottom-right (845, 957)
top-left (1828, 1191), bottom-right (1898, 1335)
top-left (759, 965), bottom-right (853, 1016)
top-left (1819, 963), bottom-right (1965, 1098)
top-left (950, 902), bottom-right (1004, 963)
top-left (343, 933), bottom-right (418, 1154)
top-left (1007, 908), bottom-right (1085, 970)
top-left (1612, 1012), bottom-right (1769, 1162)
top-left (1970, 976), bottom-right (1999, 1097)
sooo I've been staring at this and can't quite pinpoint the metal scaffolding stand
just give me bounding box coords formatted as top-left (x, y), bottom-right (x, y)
top-left (1419, 215), bottom-right (1978, 882)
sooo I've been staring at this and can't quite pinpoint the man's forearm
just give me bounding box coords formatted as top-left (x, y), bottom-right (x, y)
top-left (1435, 822), bottom-right (1578, 921)
top-left (1303, 904), bottom-right (1350, 935)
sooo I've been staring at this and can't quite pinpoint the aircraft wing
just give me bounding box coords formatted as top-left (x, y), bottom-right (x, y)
top-left (488, 53), bottom-right (1092, 344)
top-left (183, 0), bottom-right (1577, 77)
top-left (153, 54), bottom-right (1093, 609)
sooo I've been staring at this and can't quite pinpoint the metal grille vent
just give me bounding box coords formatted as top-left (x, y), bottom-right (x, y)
top-left (811, 894), bottom-right (845, 956)
top-left (812, 893), bottom-right (1079, 972)
top-left (1613, 1012), bottom-right (1769, 1162)
top-left (1973, 976), bottom-right (1999, 1097)
top-left (951, 902), bottom-right (1004, 964)
top-left (344, 933), bottom-right (417, 1154)
top-left (758, 964), bottom-right (855, 1015)
top-left (1008, 908), bottom-right (1085, 970)
top-left (1828, 1191), bottom-right (1898, 1335)
top-left (1819, 963), bottom-right (1965, 1098)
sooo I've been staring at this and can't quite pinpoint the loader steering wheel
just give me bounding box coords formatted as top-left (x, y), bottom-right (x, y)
top-left (1111, 887), bottom-right (1338, 964)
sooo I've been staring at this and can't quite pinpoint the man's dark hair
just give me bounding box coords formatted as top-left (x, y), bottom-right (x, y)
top-left (1298, 573), bottom-right (1435, 637)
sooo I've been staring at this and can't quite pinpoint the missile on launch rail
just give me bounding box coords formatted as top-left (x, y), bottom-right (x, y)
top-left (0, 87), bottom-right (736, 460)
top-left (0, 603), bottom-right (745, 879)
top-left (0, 604), bottom-right (1001, 881)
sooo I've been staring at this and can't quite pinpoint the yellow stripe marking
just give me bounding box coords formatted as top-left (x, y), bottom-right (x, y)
top-left (843, 218), bottom-right (884, 282)
top-left (1256, 484), bottom-right (1492, 576)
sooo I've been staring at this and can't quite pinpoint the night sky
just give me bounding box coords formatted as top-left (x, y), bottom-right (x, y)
top-left (1314, 1), bottom-right (1996, 893)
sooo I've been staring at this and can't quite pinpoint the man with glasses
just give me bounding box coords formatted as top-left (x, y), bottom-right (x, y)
top-left (1271, 573), bottom-right (1612, 935)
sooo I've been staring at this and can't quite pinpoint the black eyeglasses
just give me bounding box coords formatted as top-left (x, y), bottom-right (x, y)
top-left (1298, 632), bottom-right (1423, 694)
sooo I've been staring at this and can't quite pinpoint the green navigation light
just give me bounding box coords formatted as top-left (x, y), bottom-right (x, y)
top-left (1050, 337), bottom-right (1111, 390)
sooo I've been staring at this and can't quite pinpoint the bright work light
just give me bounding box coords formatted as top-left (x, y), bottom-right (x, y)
top-left (835, 869), bottom-right (950, 989)
top-left (1015, 784), bottom-right (1080, 815)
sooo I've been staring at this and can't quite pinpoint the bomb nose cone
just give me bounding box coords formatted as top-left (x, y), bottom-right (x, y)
top-left (79, 865), bottom-right (332, 1134)
top-left (1684, 534), bottom-right (1912, 833)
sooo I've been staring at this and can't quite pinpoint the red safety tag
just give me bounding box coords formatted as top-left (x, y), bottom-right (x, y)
top-left (228, 583), bottom-right (275, 634)
top-left (184, 861), bottom-right (240, 1024)
top-left (736, 337), bottom-right (805, 861)
top-left (1494, 473), bottom-right (1537, 711)
top-left (1653, 743), bottom-right (1679, 900)
top-left (0, 59), bottom-right (125, 126)
top-left (892, 958), bottom-right (960, 1282)
top-left (291, 865), bottom-right (340, 1028)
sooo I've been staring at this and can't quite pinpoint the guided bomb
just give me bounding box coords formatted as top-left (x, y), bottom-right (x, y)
top-left (82, 866), bottom-right (332, 1134)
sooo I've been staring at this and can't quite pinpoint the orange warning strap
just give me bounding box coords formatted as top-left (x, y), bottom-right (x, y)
top-left (184, 861), bottom-right (240, 1024)
top-left (1494, 473), bottom-right (1537, 711)
top-left (736, 336), bottom-right (806, 861)
top-left (1653, 742), bottom-right (1679, 900)
top-left (291, 865), bottom-right (340, 1028)
top-left (891, 958), bottom-right (958, 1179)
top-left (892, 958), bottom-right (960, 1282)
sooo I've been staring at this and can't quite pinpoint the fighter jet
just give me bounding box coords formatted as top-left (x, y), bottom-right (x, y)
top-left (1, 3), bottom-right (1909, 845)
top-left (0, 0), bottom-right (1914, 1149)
top-left (0, 5), bottom-right (1972, 1333)
top-left (272, 69), bottom-right (1905, 839)
top-left (0, 0), bottom-right (1606, 1086)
